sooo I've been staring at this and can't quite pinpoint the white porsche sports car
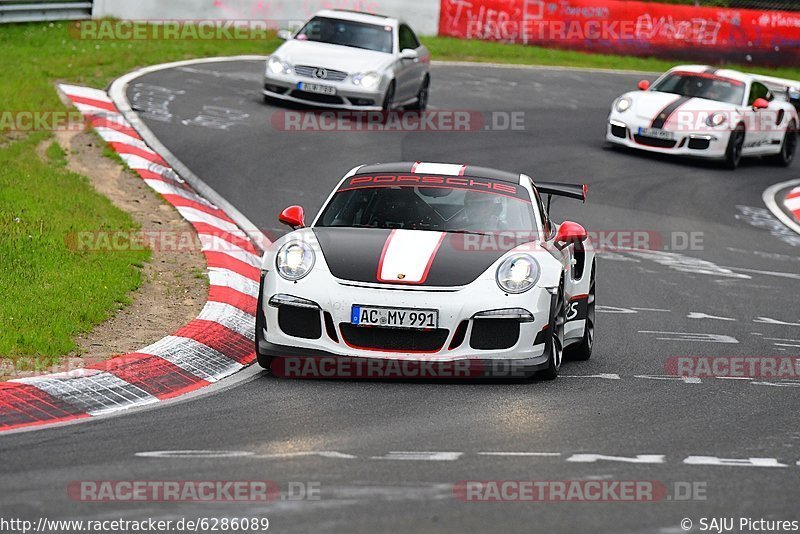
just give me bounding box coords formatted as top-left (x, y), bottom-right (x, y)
top-left (256, 162), bottom-right (595, 380)
top-left (263, 10), bottom-right (430, 111)
top-left (606, 65), bottom-right (799, 169)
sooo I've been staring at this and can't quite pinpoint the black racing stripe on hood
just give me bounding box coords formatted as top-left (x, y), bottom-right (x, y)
top-left (423, 233), bottom-right (535, 286)
top-left (651, 96), bottom-right (693, 129)
top-left (314, 227), bottom-right (391, 283)
top-left (314, 227), bottom-right (536, 287)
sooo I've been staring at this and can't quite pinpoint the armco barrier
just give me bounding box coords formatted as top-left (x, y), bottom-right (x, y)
top-left (438, 0), bottom-right (800, 67)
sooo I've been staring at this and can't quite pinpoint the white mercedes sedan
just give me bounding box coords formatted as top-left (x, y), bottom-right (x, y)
top-left (263, 10), bottom-right (430, 111)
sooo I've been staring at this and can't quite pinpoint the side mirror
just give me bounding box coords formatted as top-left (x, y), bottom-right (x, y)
top-left (554, 221), bottom-right (587, 248)
top-left (400, 48), bottom-right (419, 61)
top-left (277, 29), bottom-right (292, 41)
top-left (752, 98), bottom-right (769, 110)
top-left (638, 80), bottom-right (650, 91)
top-left (279, 205), bottom-right (305, 229)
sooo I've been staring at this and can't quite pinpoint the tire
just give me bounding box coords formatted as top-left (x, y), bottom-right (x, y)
top-left (381, 81), bottom-right (396, 111)
top-left (538, 280), bottom-right (565, 380)
top-left (408, 76), bottom-right (429, 111)
top-left (723, 124), bottom-right (745, 170)
top-left (255, 281), bottom-right (272, 370)
top-left (770, 120), bottom-right (797, 167)
top-left (564, 263), bottom-right (595, 361)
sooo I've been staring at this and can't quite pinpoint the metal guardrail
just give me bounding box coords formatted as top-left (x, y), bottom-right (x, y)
top-left (0, 0), bottom-right (92, 23)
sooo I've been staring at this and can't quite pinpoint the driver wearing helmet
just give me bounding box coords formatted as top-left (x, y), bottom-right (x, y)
top-left (462, 191), bottom-right (503, 231)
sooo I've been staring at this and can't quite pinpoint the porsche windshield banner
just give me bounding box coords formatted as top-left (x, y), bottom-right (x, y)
top-left (439, 0), bottom-right (800, 66)
top-left (338, 174), bottom-right (530, 202)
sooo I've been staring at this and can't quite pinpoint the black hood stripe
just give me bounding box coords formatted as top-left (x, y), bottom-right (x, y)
top-left (313, 227), bottom-right (534, 287)
top-left (651, 96), bottom-right (693, 129)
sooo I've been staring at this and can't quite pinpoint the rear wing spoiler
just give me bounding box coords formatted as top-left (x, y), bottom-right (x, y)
top-left (535, 182), bottom-right (587, 213)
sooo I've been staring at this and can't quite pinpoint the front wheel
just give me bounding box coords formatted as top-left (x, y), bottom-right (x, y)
top-left (723, 124), bottom-right (745, 170)
top-left (381, 81), bottom-right (395, 111)
top-left (255, 281), bottom-right (272, 370)
top-left (770, 121), bottom-right (797, 167)
top-left (538, 282), bottom-right (565, 380)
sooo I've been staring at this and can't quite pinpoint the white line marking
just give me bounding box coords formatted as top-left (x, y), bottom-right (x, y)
top-left (371, 452), bottom-right (463, 461)
top-left (634, 375), bottom-right (702, 384)
top-left (477, 452), bottom-right (561, 457)
top-left (136, 450), bottom-right (255, 458)
top-left (686, 312), bottom-right (736, 321)
top-left (754, 317), bottom-right (800, 326)
top-left (561, 373), bottom-right (621, 380)
top-left (631, 307), bottom-right (671, 312)
top-left (639, 331), bottom-right (739, 344)
top-left (253, 451), bottom-right (356, 459)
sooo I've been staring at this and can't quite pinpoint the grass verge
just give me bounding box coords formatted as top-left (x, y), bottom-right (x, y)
top-left (0, 22), bottom-right (276, 361)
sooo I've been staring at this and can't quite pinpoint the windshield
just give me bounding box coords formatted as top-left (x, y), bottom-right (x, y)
top-left (651, 72), bottom-right (745, 105)
top-left (316, 175), bottom-right (536, 234)
top-left (295, 16), bottom-right (393, 53)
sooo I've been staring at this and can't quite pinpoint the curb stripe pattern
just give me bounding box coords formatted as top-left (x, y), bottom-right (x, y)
top-left (785, 186), bottom-right (800, 222)
top-left (0, 84), bottom-right (265, 432)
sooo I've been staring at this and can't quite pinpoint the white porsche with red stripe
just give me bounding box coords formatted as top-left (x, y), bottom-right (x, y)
top-left (256, 162), bottom-right (595, 380)
top-left (606, 65), bottom-right (799, 169)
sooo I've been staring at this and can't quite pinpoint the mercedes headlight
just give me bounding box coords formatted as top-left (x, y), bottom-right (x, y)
top-left (276, 241), bottom-right (315, 281)
top-left (615, 97), bottom-right (632, 113)
top-left (267, 56), bottom-right (292, 75)
top-left (496, 254), bottom-right (540, 294)
top-left (705, 112), bottom-right (727, 127)
top-left (352, 71), bottom-right (381, 90)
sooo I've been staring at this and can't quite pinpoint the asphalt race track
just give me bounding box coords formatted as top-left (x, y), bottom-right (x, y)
top-left (2, 60), bottom-right (800, 533)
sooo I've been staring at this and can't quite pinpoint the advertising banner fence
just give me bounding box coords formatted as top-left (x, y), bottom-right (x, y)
top-left (438, 0), bottom-right (800, 66)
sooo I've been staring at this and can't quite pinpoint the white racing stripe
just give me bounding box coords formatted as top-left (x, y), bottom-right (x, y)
top-left (412, 162), bottom-right (465, 176)
top-left (378, 230), bottom-right (444, 283)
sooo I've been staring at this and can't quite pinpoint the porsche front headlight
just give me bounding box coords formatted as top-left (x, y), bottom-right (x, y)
top-left (705, 112), bottom-right (727, 127)
top-left (496, 254), bottom-right (540, 294)
top-left (615, 97), bottom-right (632, 113)
top-left (276, 241), bottom-right (315, 281)
top-left (352, 71), bottom-right (381, 90)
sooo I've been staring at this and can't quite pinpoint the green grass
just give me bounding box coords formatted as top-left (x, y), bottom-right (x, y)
top-left (0, 133), bottom-right (148, 362)
top-left (1, 20), bottom-right (798, 361)
top-left (0, 22), bottom-right (278, 360)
